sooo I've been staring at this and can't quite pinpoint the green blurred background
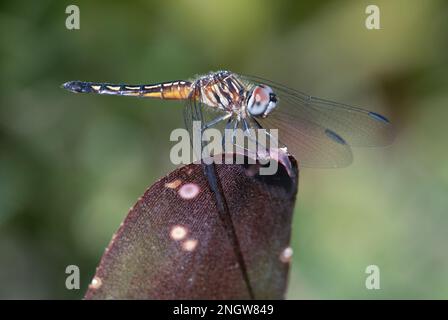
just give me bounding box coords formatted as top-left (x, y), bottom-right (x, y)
top-left (1, 0), bottom-right (447, 299)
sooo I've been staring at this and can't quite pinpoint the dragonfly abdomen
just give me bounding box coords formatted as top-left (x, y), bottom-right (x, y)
top-left (62, 80), bottom-right (192, 100)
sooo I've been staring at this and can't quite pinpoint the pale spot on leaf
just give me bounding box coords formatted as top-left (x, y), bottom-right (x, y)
top-left (89, 276), bottom-right (102, 290)
top-left (165, 179), bottom-right (182, 189)
top-left (170, 225), bottom-right (187, 241)
top-left (280, 247), bottom-right (293, 263)
top-left (182, 239), bottom-right (198, 252)
top-left (179, 183), bottom-right (200, 200)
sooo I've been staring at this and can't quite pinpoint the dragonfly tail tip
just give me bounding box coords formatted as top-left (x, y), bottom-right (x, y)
top-left (61, 81), bottom-right (83, 93)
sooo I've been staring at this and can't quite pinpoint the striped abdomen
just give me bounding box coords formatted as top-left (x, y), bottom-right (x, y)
top-left (62, 80), bottom-right (192, 100)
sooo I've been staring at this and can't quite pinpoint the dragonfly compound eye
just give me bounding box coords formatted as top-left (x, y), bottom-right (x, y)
top-left (247, 85), bottom-right (277, 117)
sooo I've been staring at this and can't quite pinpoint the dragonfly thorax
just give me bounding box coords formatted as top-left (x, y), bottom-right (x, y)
top-left (195, 71), bottom-right (248, 114)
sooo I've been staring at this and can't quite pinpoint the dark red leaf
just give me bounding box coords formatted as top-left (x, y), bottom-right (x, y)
top-left (85, 154), bottom-right (298, 299)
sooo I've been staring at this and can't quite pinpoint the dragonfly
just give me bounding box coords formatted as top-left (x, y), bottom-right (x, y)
top-left (62, 70), bottom-right (394, 298)
top-left (62, 70), bottom-right (394, 168)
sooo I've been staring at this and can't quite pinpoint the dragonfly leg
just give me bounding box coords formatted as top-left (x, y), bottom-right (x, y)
top-left (199, 113), bottom-right (233, 160)
top-left (232, 119), bottom-right (239, 144)
top-left (241, 118), bottom-right (269, 159)
top-left (221, 118), bottom-right (234, 149)
top-left (202, 113), bottom-right (232, 130)
top-left (249, 117), bottom-right (293, 176)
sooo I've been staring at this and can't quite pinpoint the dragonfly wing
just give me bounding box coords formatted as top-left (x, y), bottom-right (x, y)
top-left (242, 75), bottom-right (395, 147)
top-left (240, 75), bottom-right (394, 168)
top-left (256, 109), bottom-right (354, 168)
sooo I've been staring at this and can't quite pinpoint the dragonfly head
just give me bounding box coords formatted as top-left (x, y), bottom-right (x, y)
top-left (247, 85), bottom-right (278, 118)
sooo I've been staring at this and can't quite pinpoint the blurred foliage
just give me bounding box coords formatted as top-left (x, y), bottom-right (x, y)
top-left (0, 0), bottom-right (447, 299)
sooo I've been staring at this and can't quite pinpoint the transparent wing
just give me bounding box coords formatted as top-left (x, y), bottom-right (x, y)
top-left (243, 75), bottom-right (395, 147)
top-left (240, 75), bottom-right (395, 168)
top-left (255, 108), bottom-right (354, 167)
